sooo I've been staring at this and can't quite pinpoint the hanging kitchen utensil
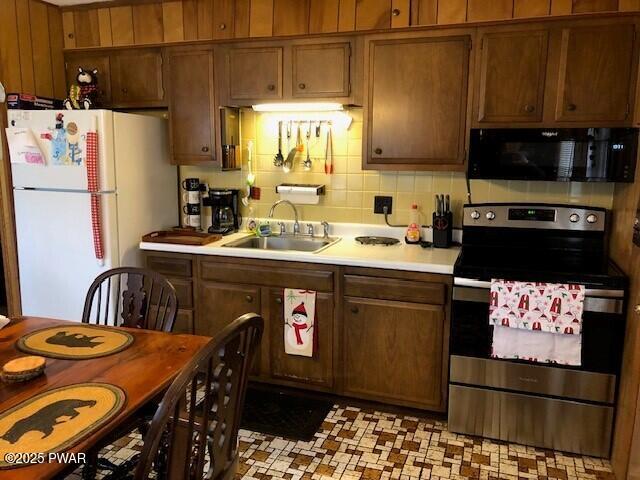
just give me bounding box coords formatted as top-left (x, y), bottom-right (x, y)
top-left (274, 121), bottom-right (284, 167)
top-left (287, 121), bottom-right (292, 151)
top-left (243, 140), bottom-right (255, 207)
top-left (303, 121), bottom-right (312, 170)
top-left (296, 122), bottom-right (303, 153)
top-left (325, 124), bottom-right (333, 174)
top-left (283, 147), bottom-right (296, 173)
top-left (315, 121), bottom-right (321, 138)
top-left (247, 140), bottom-right (255, 187)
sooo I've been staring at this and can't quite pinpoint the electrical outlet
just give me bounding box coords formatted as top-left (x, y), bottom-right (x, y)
top-left (374, 196), bottom-right (393, 214)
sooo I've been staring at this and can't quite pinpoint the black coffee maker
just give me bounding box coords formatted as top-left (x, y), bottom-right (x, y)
top-left (204, 188), bottom-right (241, 235)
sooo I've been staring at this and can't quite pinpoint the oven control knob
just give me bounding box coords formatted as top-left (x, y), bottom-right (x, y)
top-left (569, 213), bottom-right (580, 223)
top-left (485, 211), bottom-right (496, 221)
top-left (470, 210), bottom-right (480, 220)
top-left (586, 214), bottom-right (598, 224)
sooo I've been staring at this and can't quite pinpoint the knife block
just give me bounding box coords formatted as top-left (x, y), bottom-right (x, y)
top-left (432, 211), bottom-right (453, 248)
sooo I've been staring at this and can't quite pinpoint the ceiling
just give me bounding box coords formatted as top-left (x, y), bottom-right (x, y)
top-left (46, 0), bottom-right (107, 5)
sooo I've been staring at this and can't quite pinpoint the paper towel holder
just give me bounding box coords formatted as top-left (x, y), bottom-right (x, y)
top-left (275, 183), bottom-right (325, 205)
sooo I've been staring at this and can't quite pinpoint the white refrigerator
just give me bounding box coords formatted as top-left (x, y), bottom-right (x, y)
top-left (7, 109), bottom-right (178, 321)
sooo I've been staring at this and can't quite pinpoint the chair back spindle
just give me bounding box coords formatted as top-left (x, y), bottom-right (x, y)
top-left (82, 267), bottom-right (178, 332)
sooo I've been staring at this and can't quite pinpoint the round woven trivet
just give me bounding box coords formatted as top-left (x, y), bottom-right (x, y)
top-left (0, 356), bottom-right (46, 383)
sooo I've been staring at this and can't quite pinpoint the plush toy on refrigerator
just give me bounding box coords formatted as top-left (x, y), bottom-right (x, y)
top-left (64, 67), bottom-right (99, 110)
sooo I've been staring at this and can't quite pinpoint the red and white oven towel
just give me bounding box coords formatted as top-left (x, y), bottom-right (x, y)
top-left (86, 117), bottom-right (104, 265)
top-left (489, 280), bottom-right (585, 365)
top-left (283, 289), bottom-right (316, 357)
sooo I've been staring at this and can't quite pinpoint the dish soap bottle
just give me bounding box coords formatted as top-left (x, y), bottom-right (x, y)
top-left (405, 203), bottom-right (421, 244)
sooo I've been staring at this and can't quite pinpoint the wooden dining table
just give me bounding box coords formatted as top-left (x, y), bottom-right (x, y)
top-left (0, 316), bottom-right (210, 479)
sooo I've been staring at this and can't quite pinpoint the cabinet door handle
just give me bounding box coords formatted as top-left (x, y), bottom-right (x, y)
top-left (567, 103), bottom-right (577, 111)
top-left (392, 8), bottom-right (401, 16)
top-left (350, 306), bottom-right (359, 314)
top-left (219, 23), bottom-right (227, 30)
top-left (68, 33), bottom-right (74, 39)
top-left (121, 88), bottom-right (128, 94)
top-left (298, 83), bottom-right (306, 90)
top-left (202, 146), bottom-right (209, 153)
top-left (524, 104), bottom-right (535, 113)
top-left (245, 295), bottom-right (253, 303)
top-left (275, 297), bottom-right (282, 304)
top-left (374, 147), bottom-right (383, 155)
top-left (267, 84), bottom-right (276, 91)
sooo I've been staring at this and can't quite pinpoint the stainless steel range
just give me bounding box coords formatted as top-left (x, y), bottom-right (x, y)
top-left (449, 203), bottom-right (627, 458)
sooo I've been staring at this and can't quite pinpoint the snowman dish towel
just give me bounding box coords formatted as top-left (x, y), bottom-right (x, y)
top-left (284, 289), bottom-right (316, 357)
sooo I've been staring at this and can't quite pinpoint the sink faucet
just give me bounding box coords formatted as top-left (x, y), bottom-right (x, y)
top-left (268, 200), bottom-right (300, 235)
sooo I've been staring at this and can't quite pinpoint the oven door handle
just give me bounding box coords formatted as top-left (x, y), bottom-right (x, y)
top-left (453, 284), bottom-right (625, 315)
top-left (453, 278), bottom-right (625, 298)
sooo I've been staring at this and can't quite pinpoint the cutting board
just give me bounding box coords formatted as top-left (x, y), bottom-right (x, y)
top-left (142, 228), bottom-right (222, 246)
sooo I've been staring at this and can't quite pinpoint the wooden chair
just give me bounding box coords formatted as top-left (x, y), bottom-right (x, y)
top-left (133, 313), bottom-right (264, 480)
top-left (82, 267), bottom-right (177, 332)
top-left (81, 267), bottom-right (178, 480)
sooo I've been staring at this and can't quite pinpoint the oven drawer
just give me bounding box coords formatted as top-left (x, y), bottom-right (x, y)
top-left (450, 355), bottom-right (616, 403)
top-left (448, 384), bottom-right (613, 458)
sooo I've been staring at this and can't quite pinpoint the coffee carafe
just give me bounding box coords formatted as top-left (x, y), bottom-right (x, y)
top-left (204, 189), bottom-right (241, 235)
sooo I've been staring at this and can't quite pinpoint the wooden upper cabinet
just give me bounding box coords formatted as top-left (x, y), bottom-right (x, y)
top-left (166, 48), bottom-right (216, 165)
top-left (228, 47), bottom-right (283, 102)
top-left (475, 29), bottom-right (549, 123)
top-left (553, 22), bottom-right (637, 123)
top-left (110, 49), bottom-right (165, 107)
top-left (292, 42), bottom-right (351, 98)
top-left (65, 53), bottom-right (112, 107)
top-left (355, 0), bottom-right (392, 30)
top-left (363, 32), bottom-right (470, 170)
top-left (268, 289), bottom-right (334, 388)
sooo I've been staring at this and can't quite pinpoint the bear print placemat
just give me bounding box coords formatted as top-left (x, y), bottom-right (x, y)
top-left (16, 325), bottom-right (134, 359)
top-left (0, 383), bottom-right (125, 468)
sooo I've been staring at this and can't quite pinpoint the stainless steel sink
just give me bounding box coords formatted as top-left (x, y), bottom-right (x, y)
top-left (223, 235), bottom-right (340, 253)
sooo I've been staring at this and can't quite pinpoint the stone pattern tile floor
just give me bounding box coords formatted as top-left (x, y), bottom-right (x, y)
top-left (67, 404), bottom-right (615, 480)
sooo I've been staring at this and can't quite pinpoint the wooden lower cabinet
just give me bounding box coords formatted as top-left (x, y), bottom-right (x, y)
top-left (197, 281), bottom-right (261, 337)
top-left (174, 309), bottom-right (194, 334)
top-left (268, 288), bottom-right (334, 388)
top-left (146, 252), bottom-right (450, 411)
top-left (343, 297), bottom-right (446, 411)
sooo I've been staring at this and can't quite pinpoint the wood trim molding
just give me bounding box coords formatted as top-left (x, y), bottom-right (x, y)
top-left (0, 98), bottom-right (22, 316)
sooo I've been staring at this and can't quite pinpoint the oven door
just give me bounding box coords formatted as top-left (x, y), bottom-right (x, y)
top-left (451, 278), bottom-right (626, 375)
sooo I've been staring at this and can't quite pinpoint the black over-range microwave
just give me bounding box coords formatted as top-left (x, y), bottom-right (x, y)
top-left (468, 128), bottom-right (638, 182)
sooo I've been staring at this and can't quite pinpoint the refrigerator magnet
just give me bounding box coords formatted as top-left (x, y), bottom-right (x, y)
top-left (66, 122), bottom-right (83, 166)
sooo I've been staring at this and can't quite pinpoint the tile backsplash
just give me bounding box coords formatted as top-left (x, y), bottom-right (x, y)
top-left (181, 108), bottom-right (615, 229)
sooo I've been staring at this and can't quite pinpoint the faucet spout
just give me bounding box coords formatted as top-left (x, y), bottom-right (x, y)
top-left (268, 200), bottom-right (300, 234)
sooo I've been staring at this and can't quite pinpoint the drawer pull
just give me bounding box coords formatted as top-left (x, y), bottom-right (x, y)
top-left (524, 104), bottom-right (535, 113)
top-left (267, 84), bottom-right (276, 91)
top-left (298, 83), bottom-right (306, 90)
top-left (202, 146), bottom-right (209, 153)
top-left (245, 295), bottom-right (253, 303)
top-left (275, 297), bottom-right (282, 304)
top-left (567, 103), bottom-right (577, 111)
top-left (219, 23), bottom-right (227, 30)
top-left (392, 8), bottom-right (401, 16)
top-left (374, 147), bottom-right (383, 155)
top-left (350, 306), bottom-right (359, 314)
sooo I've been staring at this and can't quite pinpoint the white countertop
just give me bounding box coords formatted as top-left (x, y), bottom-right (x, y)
top-left (139, 221), bottom-right (461, 275)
